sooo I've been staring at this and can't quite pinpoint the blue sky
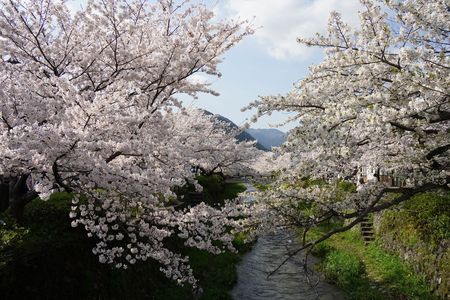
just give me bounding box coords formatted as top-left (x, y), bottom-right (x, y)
top-left (190, 0), bottom-right (362, 132)
top-left (182, 35), bottom-right (318, 132)
top-left (68, 0), bottom-right (362, 132)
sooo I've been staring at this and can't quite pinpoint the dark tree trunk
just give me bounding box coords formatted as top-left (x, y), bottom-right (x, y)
top-left (0, 180), bottom-right (9, 213)
top-left (8, 194), bottom-right (26, 224)
top-left (5, 175), bottom-right (38, 224)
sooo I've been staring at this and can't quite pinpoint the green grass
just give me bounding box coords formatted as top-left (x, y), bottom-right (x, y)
top-left (254, 182), bottom-right (270, 191)
top-left (222, 182), bottom-right (246, 200)
top-left (0, 177), bottom-right (252, 300)
top-left (309, 229), bottom-right (436, 300)
top-left (377, 192), bottom-right (450, 298)
top-left (322, 250), bottom-right (365, 287)
top-left (380, 192), bottom-right (450, 249)
top-left (175, 175), bottom-right (246, 208)
top-left (189, 249), bottom-right (240, 300)
top-left (197, 175), bottom-right (246, 206)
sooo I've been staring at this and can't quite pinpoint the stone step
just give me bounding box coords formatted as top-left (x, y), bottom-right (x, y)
top-left (360, 223), bottom-right (373, 227)
top-left (361, 225), bottom-right (373, 229)
top-left (360, 214), bottom-right (375, 245)
top-left (362, 232), bottom-right (373, 238)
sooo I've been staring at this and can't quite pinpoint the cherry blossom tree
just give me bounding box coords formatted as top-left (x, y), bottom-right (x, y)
top-left (0, 0), bottom-right (253, 285)
top-left (170, 108), bottom-right (263, 177)
top-left (251, 151), bottom-right (291, 177)
top-left (244, 0), bottom-right (449, 261)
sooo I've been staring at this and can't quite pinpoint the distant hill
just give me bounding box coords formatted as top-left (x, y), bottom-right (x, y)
top-left (201, 110), bottom-right (268, 151)
top-left (245, 128), bottom-right (286, 150)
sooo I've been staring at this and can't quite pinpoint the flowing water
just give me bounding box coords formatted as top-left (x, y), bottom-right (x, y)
top-left (232, 182), bottom-right (346, 300)
top-left (232, 232), bottom-right (346, 300)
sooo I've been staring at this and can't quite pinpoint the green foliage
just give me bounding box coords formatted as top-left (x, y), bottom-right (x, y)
top-left (336, 180), bottom-right (356, 193)
top-left (364, 244), bottom-right (435, 299)
top-left (311, 242), bottom-right (333, 258)
top-left (306, 192), bottom-right (447, 299)
top-left (189, 249), bottom-right (240, 300)
top-left (277, 177), bottom-right (326, 191)
top-left (0, 217), bottom-right (29, 269)
top-left (298, 177), bottom-right (326, 188)
top-left (380, 192), bottom-right (450, 249)
top-left (322, 250), bottom-right (366, 289)
top-left (312, 233), bottom-right (382, 299)
top-left (254, 182), bottom-right (270, 191)
top-left (378, 192), bottom-right (449, 298)
top-left (24, 192), bottom-right (74, 227)
top-left (222, 183), bottom-right (246, 201)
top-left (232, 232), bottom-right (254, 253)
top-left (0, 181), bottom-right (251, 300)
top-left (0, 193), bottom-right (75, 269)
top-left (309, 228), bottom-right (435, 300)
top-left (195, 175), bottom-right (246, 206)
top-left (197, 174), bottom-right (225, 204)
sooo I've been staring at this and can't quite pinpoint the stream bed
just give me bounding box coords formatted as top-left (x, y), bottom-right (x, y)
top-left (231, 232), bottom-right (346, 300)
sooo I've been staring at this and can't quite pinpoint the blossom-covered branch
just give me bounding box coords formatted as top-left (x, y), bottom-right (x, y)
top-left (243, 0), bottom-right (449, 273)
top-left (0, 0), bottom-right (254, 285)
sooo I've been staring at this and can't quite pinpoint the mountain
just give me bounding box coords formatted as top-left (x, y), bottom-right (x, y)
top-left (245, 128), bottom-right (286, 150)
top-left (201, 110), bottom-right (268, 151)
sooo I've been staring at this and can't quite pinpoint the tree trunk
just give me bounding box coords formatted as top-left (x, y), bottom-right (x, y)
top-left (8, 193), bottom-right (26, 224)
top-left (0, 180), bottom-right (9, 213)
top-left (5, 175), bottom-right (38, 224)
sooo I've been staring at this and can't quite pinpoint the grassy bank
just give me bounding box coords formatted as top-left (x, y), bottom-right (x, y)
top-left (308, 226), bottom-right (436, 300)
top-left (0, 179), bottom-right (250, 300)
top-left (377, 192), bottom-right (449, 298)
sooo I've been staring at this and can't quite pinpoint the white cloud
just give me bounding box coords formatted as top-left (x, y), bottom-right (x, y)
top-left (187, 73), bottom-right (210, 85)
top-left (223, 0), bottom-right (362, 61)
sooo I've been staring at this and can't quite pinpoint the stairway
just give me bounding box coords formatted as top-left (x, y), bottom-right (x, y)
top-left (360, 215), bottom-right (375, 245)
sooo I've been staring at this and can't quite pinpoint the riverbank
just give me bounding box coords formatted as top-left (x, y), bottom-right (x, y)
top-left (308, 226), bottom-right (437, 300)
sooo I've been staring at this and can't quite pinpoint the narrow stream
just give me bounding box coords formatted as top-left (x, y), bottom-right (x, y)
top-left (232, 232), bottom-right (346, 300)
top-left (232, 183), bottom-right (346, 300)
